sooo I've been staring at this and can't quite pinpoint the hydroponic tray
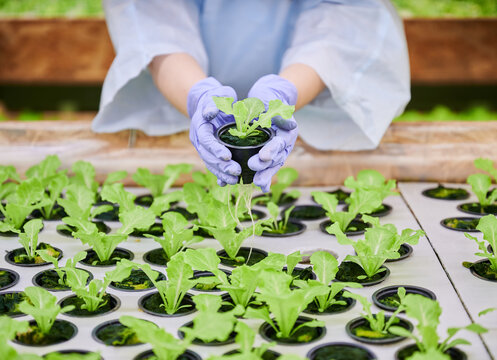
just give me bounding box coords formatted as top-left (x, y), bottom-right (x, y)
top-left (2, 185), bottom-right (493, 359)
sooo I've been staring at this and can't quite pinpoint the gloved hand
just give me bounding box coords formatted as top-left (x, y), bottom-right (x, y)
top-left (247, 74), bottom-right (299, 192)
top-left (188, 77), bottom-right (241, 186)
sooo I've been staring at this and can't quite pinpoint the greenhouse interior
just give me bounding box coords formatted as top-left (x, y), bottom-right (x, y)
top-left (0, 1), bottom-right (496, 360)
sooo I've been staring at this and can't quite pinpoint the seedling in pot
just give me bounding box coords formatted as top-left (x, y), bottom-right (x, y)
top-left (462, 173), bottom-right (497, 215)
top-left (179, 294), bottom-right (244, 345)
top-left (463, 214), bottom-right (497, 281)
top-left (245, 269), bottom-right (327, 343)
top-left (184, 248), bottom-right (229, 291)
top-left (36, 251), bottom-right (88, 290)
top-left (329, 215), bottom-right (424, 284)
top-left (16, 286), bottom-right (76, 346)
top-left (390, 295), bottom-right (487, 360)
top-left (132, 164), bottom-right (193, 206)
top-left (262, 203), bottom-right (304, 236)
top-left (294, 251), bottom-right (362, 314)
top-left (253, 168), bottom-right (301, 206)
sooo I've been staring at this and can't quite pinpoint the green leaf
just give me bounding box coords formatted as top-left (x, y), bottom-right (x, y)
top-left (26, 155), bottom-right (61, 186)
top-left (71, 160), bottom-right (98, 192)
top-left (467, 173), bottom-right (493, 206)
top-left (257, 100), bottom-right (295, 129)
top-left (57, 184), bottom-right (95, 220)
top-left (149, 191), bottom-right (183, 216)
top-left (104, 170), bottom-right (128, 185)
top-left (479, 307), bottom-right (496, 317)
top-left (311, 191), bottom-right (338, 217)
top-left (212, 97), bottom-right (235, 115)
top-left (118, 206), bottom-right (156, 235)
top-left (474, 157), bottom-right (497, 182)
top-left (18, 219), bottom-right (43, 259)
top-left (100, 183), bottom-right (135, 212)
top-left (232, 101), bottom-right (250, 133)
top-left (310, 251), bottom-right (339, 285)
top-left (0, 316), bottom-right (29, 343)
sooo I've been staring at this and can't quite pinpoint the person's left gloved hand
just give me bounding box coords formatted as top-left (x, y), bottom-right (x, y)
top-left (247, 74), bottom-right (299, 193)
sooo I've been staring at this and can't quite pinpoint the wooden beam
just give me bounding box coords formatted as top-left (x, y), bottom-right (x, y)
top-left (0, 18), bottom-right (496, 85)
top-left (0, 120), bottom-right (495, 185)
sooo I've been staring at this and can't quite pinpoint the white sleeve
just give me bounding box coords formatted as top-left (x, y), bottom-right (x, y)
top-left (92, 0), bottom-right (207, 135)
top-left (281, 0), bottom-right (410, 151)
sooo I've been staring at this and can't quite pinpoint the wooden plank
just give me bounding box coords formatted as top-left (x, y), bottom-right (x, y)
top-left (1, 120), bottom-right (496, 185)
top-left (0, 18), bottom-right (496, 84)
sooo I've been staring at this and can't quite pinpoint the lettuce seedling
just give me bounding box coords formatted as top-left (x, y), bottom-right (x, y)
top-left (184, 248), bottom-right (229, 288)
top-left (149, 190), bottom-right (184, 217)
top-left (474, 157), bottom-right (497, 183)
top-left (293, 251), bottom-right (362, 312)
top-left (0, 165), bottom-right (21, 201)
top-left (25, 155), bottom-right (61, 186)
top-left (180, 294), bottom-right (244, 343)
top-left (344, 289), bottom-right (406, 338)
top-left (467, 174), bottom-right (497, 207)
top-left (262, 202), bottom-right (294, 234)
top-left (244, 269), bottom-right (327, 339)
top-left (120, 315), bottom-right (190, 360)
top-left (19, 287), bottom-right (74, 334)
top-left (17, 219), bottom-right (44, 262)
top-left (312, 189), bottom-right (383, 232)
top-left (192, 169), bottom-right (218, 191)
top-left (389, 295), bottom-right (487, 356)
top-left (132, 164), bottom-right (192, 199)
top-left (70, 160), bottom-right (99, 192)
top-left (38, 251), bottom-right (87, 288)
top-left (329, 215), bottom-right (424, 278)
top-left (213, 97), bottom-right (294, 139)
top-left (146, 212), bottom-right (203, 261)
top-left (344, 169), bottom-right (398, 205)
top-left (65, 260), bottom-right (134, 312)
top-left (464, 214), bottom-right (497, 273)
top-left (254, 168), bottom-right (301, 205)
top-left (135, 253), bottom-right (198, 315)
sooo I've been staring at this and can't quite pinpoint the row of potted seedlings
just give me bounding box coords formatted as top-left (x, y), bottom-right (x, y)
top-left (0, 156), bottom-right (488, 359)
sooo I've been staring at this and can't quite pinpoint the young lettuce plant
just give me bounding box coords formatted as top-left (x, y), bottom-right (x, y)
top-left (132, 164), bottom-right (192, 199)
top-left (213, 97), bottom-right (294, 139)
top-left (120, 315), bottom-right (190, 360)
top-left (293, 251), bottom-right (362, 312)
top-left (312, 189), bottom-right (383, 232)
top-left (70, 159), bottom-right (127, 192)
top-left (474, 157), bottom-right (497, 183)
top-left (149, 190), bottom-right (184, 217)
top-left (254, 167), bottom-right (301, 205)
top-left (344, 169), bottom-right (398, 210)
top-left (329, 215), bottom-right (425, 279)
top-left (0, 165), bottom-right (20, 201)
top-left (184, 248), bottom-right (229, 289)
top-left (388, 295), bottom-right (487, 356)
top-left (262, 202), bottom-right (294, 234)
top-left (245, 269), bottom-right (327, 339)
top-left (17, 219), bottom-right (52, 263)
top-left (19, 287), bottom-right (74, 334)
top-left (466, 173), bottom-right (497, 207)
top-left (463, 214), bottom-right (497, 276)
top-left (38, 251), bottom-right (88, 288)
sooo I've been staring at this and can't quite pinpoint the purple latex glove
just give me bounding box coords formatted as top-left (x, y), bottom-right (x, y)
top-left (188, 77), bottom-right (241, 186)
top-left (247, 74), bottom-right (299, 192)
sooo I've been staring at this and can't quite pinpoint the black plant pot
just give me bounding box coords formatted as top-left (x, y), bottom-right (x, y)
top-left (284, 205), bottom-right (327, 221)
top-left (335, 262), bottom-right (390, 286)
top-left (134, 194), bottom-right (158, 207)
top-left (345, 316), bottom-right (413, 344)
top-left (372, 285), bottom-right (436, 312)
top-left (143, 248), bottom-right (172, 266)
top-left (239, 209), bottom-right (266, 222)
top-left (138, 292), bottom-right (196, 317)
top-left (79, 247), bottom-right (134, 267)
top-left (216, 123), bottom-right (275, 184)
top-left (14, 319), bottom-right (77, 346)
top-left (396, 344), bottom-right (467, 360)
top-left (304, 291), bottom-right (356, 315)
top-left (457, 202), bottom-right (497, 216)
top-left (57, 221), bottom-right (110, 238)
top-left (59, 293), bottom-right (121, 317)
top-left (0, 268), bottom-right (20, 291)
top-left (0, 291), bottom-right (26, 317)
top-left (30, 204), bottom-right (67, 221)
top-left (94, 204), bottom-right (119, 222)
top-left (217, 247), bottom-right (268, 267)
top-left (440, 217), bottom-right (480, 232)
top-left (224, 349), bottom-right (281, 360)
top-left (319, 219), bottom-right (370, 236)
top-left (191, 269), bottom-right (231, 292)
top-left (464, 259), bottom-right (497, 282)
top-left (259, 316), bottom-right (326, 345)
top-left (178, 320), bottom-right (237, 346)
top-left (287, 266), bottom-right (317, 282)
top-left (32, 268), bottom-right (93, 292)
top-left (312, 189), bottom-right (351, 205)
top-left (43, 350), bottom-right (102, 359)
top-left (262, 220), bottom-right (306, 237)
top-left (134, 349), bottom-right (201, 360)
top-left (131, 222), bottom-right (163, 238)
top-left (385, 244), bottom-right (413, 263)
top-left (422, 185), bottom-right (469, 200)
top-left (5, 243), bottom-right (63, 267)
top-left (307, 342), bottom-right (377, 360)
top-left (109, 269), bottom-right (166, 291)
top-left (92, 319), bottom-right (143, 347)
top-left (253, 192), bottom-right (298, 207)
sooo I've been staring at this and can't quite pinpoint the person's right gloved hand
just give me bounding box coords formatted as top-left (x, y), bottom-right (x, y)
top-left (187, 77), bottom-right (241, 186)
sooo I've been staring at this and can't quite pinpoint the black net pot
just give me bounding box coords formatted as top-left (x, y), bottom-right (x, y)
top-left (0, 268), bottom-right (20, 291)
top-left (138, 292), bottom-right (196, 317)
top-left (465, 259), bottom-right (497, 282)
top-left (178, 320), bottom-right (236, 346)
top-left (59, 293), bottom-right (121, 317)
top-left (421, 185), bottom-right (469, 201)
top-left (131, 222), bottom-right (163, 238)
top-left (94, 204), bottom-right (120, 222)
top-left (92, 319), bottom-right (143, 347)
top-left (14, 319), bottom-right (77, 347)
top-left (252, 192), bottom-right (299, 207)
top-left (239, 209), bottom-right (266, 222)
top-left (304, 291), bottom-right (356, 315)
top-left (0, 291), bottom-right (27, 317)
top-left (385, 244), bottom-right (413, 263)
top-left (457, 202), bottom-right (497, 216)
top-left (217, 247), bottom-right (268, 268)
top-left (261, 220), bottom-right (306, 237)
top-left (344, 204), bottom-right (393, 218)
top-left (307, 342), bottom-right (377, 360)
top-left (259, 316), bottom-right (326, 345)
top-left (163, 207), bottom-right (198, 221)
top-left (109, 269), bottom-right (166, 292)
top-left (345, 316), bottom-right (413, 344)
top-left (32, 268), bottom-right (93, 292)
top-left (372, 285), bottom-right (436, 312)
top-left (396, 344), bottom-right (467, 360)
top-left (79, 247), bottom-right (134, 267)
top-left (5, 244), bottom-right (63, 267)
top-left (134, 349), bottom-right (201, 360)
top-left (56, 221), bottom-right (111, 238)
top-left (319, 219), bottom-right (370, 237)
top-left (284, 204), bottom-right (327, 222)
top-left (143, 247), bottom-right (190, 266)
top-left (44, 350), bottom-right (103, 359)
top-left (224, 349), bottom-right (281, 360)
top-left (440, 217), bottom-right (480, 232)
top-left (30, 204), bottom-right (67, 221)
top-left (191, 269), bottom-right (231, 292)
top-left (335, 262), bottom-right (390, 287)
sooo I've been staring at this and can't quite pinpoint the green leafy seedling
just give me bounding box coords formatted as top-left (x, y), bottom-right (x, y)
top-left (38, 251), bottom-right (87, 288)
top-left (464, 214), bottom-right (497, 273)
top-left (132, 164), bottom-right (192, 198)
top-left (262, 202), bottom-right (294, 234)
top-left (467, 174), bottom-right (497, 207)
top-left (18, 219), bottom-right (44, 261)
top-left (344, 169), bottom-right (398, 208)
